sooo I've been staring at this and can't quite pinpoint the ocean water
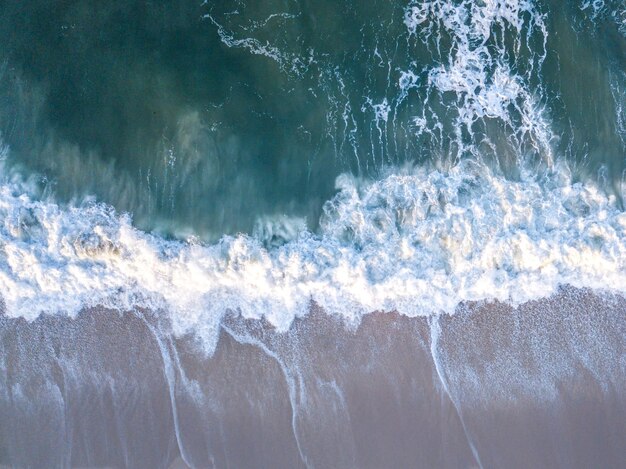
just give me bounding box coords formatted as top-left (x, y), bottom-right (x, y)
top-left (0, 1), bottom-right (625, 468)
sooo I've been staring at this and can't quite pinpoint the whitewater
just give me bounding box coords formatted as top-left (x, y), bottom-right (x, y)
top-left (0, 147), bottom-right (623, 352)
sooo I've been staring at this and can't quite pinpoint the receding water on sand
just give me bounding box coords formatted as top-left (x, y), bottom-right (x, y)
top-left (0, 287), bottom-right (624, 468)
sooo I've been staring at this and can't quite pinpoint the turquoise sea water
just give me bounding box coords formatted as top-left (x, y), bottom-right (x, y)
top-left (0, 1), bottom-right (623, 241)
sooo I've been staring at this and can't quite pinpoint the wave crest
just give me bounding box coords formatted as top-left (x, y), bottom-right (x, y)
top-left (0, 157), bottom-right (623, 352)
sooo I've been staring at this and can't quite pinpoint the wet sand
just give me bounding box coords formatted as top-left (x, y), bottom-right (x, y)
top-left (0, 286), bottom-right (624, 468)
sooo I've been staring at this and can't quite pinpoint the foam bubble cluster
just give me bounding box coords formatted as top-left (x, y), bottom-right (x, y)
top-left (402, 0), bottom-right (551, 159)
top-left (0, 155), bottom-right (624, 352)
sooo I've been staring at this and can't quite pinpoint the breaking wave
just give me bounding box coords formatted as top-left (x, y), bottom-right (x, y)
top-left (0, 140), bottom-right (624, 352)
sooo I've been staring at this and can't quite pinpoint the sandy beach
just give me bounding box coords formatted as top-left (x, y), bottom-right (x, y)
top-left (0, 286), bottom-right (624, 468)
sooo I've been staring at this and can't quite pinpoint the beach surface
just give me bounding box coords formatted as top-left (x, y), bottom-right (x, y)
top-left (0, 286), bottom-right (624, 469)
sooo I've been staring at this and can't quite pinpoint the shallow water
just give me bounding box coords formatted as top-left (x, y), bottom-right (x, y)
top-left (1, 288), bottom-right (625, 468)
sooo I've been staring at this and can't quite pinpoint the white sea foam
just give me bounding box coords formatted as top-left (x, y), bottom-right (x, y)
top-left (0, 139), bottom-right (624, 352)
top-left (402, 0), bottom-right (551, 159)
top-left (202, 12), bottom-right (314, 77)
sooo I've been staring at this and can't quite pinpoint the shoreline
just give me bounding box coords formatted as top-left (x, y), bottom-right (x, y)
top-left (0, 285), bottom-right (625, 468)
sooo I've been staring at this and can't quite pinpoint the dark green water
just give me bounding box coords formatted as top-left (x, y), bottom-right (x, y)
top-left (0, 0), bottom-right (624, 240)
